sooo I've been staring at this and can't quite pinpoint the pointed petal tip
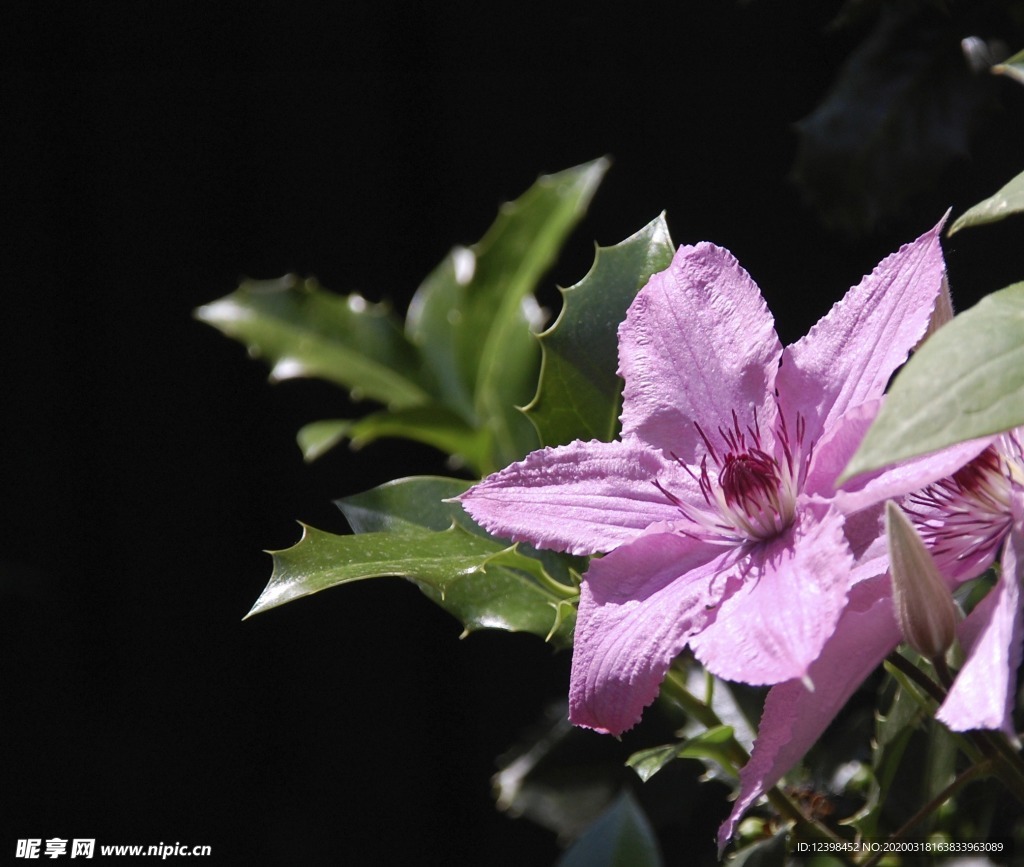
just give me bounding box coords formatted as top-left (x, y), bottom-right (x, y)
top-left (566, 706), bottom-right (636, 738)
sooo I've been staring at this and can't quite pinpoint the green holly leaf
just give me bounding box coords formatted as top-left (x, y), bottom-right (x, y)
top-left (526, 215), bottom-right (675, 447)
top-left (198, 161), bottom-right (609, 476)
top-left (406, 158), bottom-right (610, 470)
top-left (948, 168), bottom-right (1024, 235)
top-left (556, 792), bottom-right (663, 867)
top-left (247, 477), bottom-right (578, 648)
top-left (335, 476), bottom-right (470, 534)
top-left (843, 282), bottom-right (1024, 479)
top-left (195, 277), bottom-right (428, 408)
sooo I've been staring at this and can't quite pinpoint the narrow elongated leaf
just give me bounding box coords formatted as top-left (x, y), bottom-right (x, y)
top-left (993, 47), bottom-right (1024, 86)
top-left (299, 406), bottom-right (487, 469)
top-left (406, 158), bottom-right (610, 470)
top-left (527, 215), bottom-right (675, 446)
top-left (626, 726), bottom-right (737, 783)
top-left (948, 168), bottom-right (1024, 234)
top-left (296, 419), bottom-right (351, 462)
top-left (556, 792), bottom-right (663, 867)
top-left (196, 277), bottom-right (428, 407)
top-left (843, 282), bottom-right (1024, 479)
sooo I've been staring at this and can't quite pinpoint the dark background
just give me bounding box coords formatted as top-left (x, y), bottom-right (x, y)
top-left (5, 2), bottom-right (1024, 865)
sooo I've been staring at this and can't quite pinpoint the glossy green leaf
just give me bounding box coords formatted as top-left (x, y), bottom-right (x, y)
top-left (195, 277), bottom-right (428, 408)
top-left (993, 47), bottom-right (1024, 86)
top-left (406, 158), bottom-right (610, 470)
top-left (336, 476), bottom-right (471, 534)
top-left (527, 214), bottom-right (675, 446)
top-left (248, 476), bottom-right (577, 647)
top-left (948, 168), bottom-right (1024, 234)
top-left (338, 474), bottom-right (582, 589)
top-left (199, 162), bottom-right (609, 477)
top-left (247, 522), bottom-right (577, 646)
top-left (556, 791), bottom-right (663, 867)
top-left (626, 726), bottom-right (737, 783)
top-left (843, 283), bottom-right (1024, 479)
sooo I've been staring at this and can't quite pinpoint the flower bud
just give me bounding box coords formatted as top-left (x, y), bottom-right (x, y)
top-left (886, 500), bottom-right (959, 659)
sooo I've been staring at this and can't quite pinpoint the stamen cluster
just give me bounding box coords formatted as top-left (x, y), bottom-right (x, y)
top-left (906, 440), bottom-right (1019, 565)
top-left (657, 409), bottom-right (810, 544)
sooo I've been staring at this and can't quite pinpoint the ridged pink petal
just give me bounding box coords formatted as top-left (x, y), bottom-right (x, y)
top-left (803, 400), bottom-right (993, 512)
top-left (717, 575), bottom-right (900, 854)
top-left (776, 216), bottom-right (948, 446)
top-left (457, 438), bottom-right (697, 556)
top-left (689, 508), bottom-right (854, 685)
top-left (803, 401), bottom-right (881, 501)
top-left (568, 530), bottom-right (726, 735)
top-left (937, 521), bottom-right (1024, 737)
top-left (618, 243), bottom-right (782, 462)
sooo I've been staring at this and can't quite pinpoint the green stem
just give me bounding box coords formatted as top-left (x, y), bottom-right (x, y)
top-left (886, 652), bottom-right (946, 705)
top-left (932, 655), bottom-right (954, 691)
top-left (660, 668), bottom-right (853, 860)
top-left (857, 760), bottom-right (993, 867)
top-left (886, 652), bottom-right (1024, 805)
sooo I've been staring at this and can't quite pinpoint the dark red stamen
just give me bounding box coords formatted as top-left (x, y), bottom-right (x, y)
top-left (719, 450), bottom-right (780, 512)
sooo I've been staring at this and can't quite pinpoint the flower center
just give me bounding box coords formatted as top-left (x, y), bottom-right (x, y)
top-left (906, 441), bottom-right (1018, 568)
top-left (718, 450), bottom-right (794, 538)
top-left (655, 408), bottom-right (808, 544)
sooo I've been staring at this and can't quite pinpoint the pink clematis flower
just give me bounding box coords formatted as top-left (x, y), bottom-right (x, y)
top-left (459, 217), bottom-right (950, 740)
top-left (905, 434), bottom-right (1024, 736)
top-left (717, 427), bottom-right (1018, 852)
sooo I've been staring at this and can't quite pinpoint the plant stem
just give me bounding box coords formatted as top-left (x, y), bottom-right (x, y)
top-left (857, 760), bottom-right (993, 867)
top-left (886, 651), bottom-right (1024, 805)
top-left (886, 652), bottom-right (945, 704)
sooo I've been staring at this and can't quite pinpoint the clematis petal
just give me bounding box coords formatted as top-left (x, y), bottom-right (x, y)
top-left (689, 508), bottom-right (854, 685)
top-left (776, 216), bottom-right (947, 446)
top-left (717, 575), bottom-right (900, 854)
top-left (618, 243), bottom-right (782, 462)
top-left (803, 400), bottom-right (992, 512)
top-left (568, 529), bottom-right (726, 735)
top-left (937, 521), bottom-right (1024, 737)
top-left (457, 438), bottom-right (697, 556)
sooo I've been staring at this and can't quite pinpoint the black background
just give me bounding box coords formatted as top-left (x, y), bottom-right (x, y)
top-left (6, 2), bottom-right (1024, 865)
